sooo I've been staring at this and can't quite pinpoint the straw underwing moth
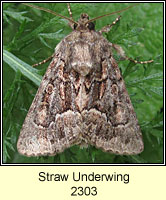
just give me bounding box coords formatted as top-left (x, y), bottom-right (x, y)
top-left (17, 3), bottom-right (153, 157)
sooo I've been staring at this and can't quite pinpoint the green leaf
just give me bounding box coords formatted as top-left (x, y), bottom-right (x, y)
top-left (3, 71), bottom-right (21, 119)
top-left (3, 49), bottom-right (42, 86)
top-left (130, 155), bottom-right (147, 163)
top-left (113, 27), bottom-right (144, 44)
top-left (3, 10), bottom-right (33, 23)
top-left (3, 71), bottom-right (22, 163)
top-left (16, 17), bottom-right (65, 51)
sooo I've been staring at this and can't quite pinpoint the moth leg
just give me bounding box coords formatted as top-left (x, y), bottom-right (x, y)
top-left (99, 16), bottom-right (121, 34)
top-left (32, 54), bottom-right (54, 67)
top-left (111, 43), bottom-right (154, 64)
top-left (67, 3), bottom-right (74, 29)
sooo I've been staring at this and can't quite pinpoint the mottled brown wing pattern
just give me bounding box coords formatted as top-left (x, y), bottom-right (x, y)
top-left (17, 6), bottom-right (146, 157)
top-left (17, 29), bottom-right (143, 156)
top-left (81, 56), bottom-right (144, 155)
top-left (17, 53), bottom-right (82, 156)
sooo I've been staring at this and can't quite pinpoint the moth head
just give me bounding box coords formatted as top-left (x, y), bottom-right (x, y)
top-left (74, 13), bottom-right (95, 31)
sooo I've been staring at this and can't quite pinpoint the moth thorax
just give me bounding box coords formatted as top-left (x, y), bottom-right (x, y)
top-left (72, 63), bottom-right (92, 76)
top-left (71, 43), bottom-right (92, 76)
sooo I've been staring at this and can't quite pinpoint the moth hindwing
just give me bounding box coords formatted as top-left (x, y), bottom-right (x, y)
top-left (17, 3), bottom-right (145, 157)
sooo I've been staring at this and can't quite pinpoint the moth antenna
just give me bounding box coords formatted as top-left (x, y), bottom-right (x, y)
top-left (23, 3), bottom-right (78, 25)
top-left (67, 3), bottom-right (74, 21)
top-left (85, 4), bottom-right (138, 24)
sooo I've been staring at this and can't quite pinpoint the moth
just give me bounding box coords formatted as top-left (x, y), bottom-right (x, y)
top-left (17, 3), bottom-right (153, 157)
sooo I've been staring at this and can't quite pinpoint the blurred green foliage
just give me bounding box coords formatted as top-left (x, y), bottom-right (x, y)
top-left (3, 3), bottom-right (163, 163)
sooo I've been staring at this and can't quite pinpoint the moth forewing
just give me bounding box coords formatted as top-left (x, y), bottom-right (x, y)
top-left (17, 3), bottom-right (146, 157)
